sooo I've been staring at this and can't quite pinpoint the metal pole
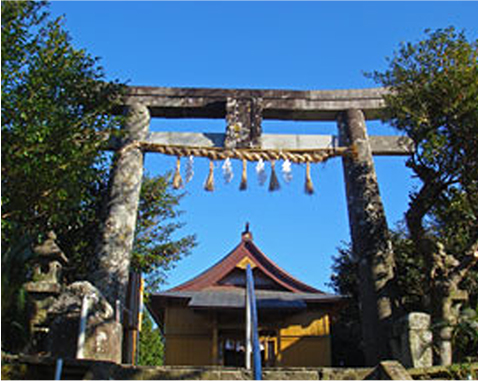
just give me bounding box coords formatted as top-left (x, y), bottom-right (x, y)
top-left (245, 281), bottom-right (252, 369)
top-left (115, 299), bottom-right (121, 323)
top-left (54, 358), bottom-right (63, 380)
top-left (76, 295), bottom-right (89, 359)
top-left (246, 264), bottom-right (262, 380)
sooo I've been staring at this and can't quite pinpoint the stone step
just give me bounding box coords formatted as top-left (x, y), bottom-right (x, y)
top-left (3, 355), bottom-right (477, 380)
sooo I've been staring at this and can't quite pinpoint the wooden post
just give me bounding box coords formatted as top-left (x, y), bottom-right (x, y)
top-left (338, 109), bottom-right (399, 365)
top-left (91, 103), bottom-right (150, 307)
top-left (212, 312), bottom-right (218, 365)
top-left (122, 272), bottom-right (142, 364)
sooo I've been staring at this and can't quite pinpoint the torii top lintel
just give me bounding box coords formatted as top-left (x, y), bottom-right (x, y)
top-left (118, 86), bottom-right (389, 121)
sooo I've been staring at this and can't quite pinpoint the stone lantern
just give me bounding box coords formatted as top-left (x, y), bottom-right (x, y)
top-left (24, 231), bottom-right (68, 353)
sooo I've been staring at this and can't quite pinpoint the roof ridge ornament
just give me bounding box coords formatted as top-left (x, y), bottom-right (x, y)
top-left (242, 222), bottom-right (252, 241)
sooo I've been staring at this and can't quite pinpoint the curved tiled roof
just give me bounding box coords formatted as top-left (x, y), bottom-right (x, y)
top-left (170, 230), bottom-right (321, 294)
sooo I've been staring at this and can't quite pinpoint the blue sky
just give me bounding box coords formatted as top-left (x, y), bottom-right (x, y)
top-left (49, 2), bottom-right (478, 293)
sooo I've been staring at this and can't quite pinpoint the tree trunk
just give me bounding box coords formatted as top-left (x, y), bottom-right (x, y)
top-left (433, 285), bottom-right (454, 366)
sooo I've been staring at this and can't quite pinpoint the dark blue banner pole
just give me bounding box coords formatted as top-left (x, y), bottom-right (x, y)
top-left (246, 264), bottom-right (262, 380)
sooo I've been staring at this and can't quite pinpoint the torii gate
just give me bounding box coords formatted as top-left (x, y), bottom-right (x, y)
top-left (90, 86), bottom-right (412, 365)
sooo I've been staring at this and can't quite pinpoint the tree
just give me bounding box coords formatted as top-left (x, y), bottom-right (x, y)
top-left (2, 1), bottom-right (195, 353)
top-left (1, 239), bottom-right (36, 352)
top-left (2, 0), bottom-right (122, 351)
top-left (329, 243), bottom-right (364, 366)
top-left (369, 27), bottom-right (478, 365)
top-left (2, 0), bottom-right (122, 253)
top-left (329, 230), bottom-right (427, 366)
top-left (137, 310), bottom-right (164, 366)
top-left (132, 173), bottom-right (196, 293)
top-left (330, 228), bottom-right (478, 365)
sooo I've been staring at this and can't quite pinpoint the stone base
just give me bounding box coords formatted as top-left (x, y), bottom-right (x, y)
top-left (46, 281), bottom-right (122, 363)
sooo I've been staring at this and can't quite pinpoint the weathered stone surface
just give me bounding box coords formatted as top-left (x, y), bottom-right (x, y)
top-left (5, 353), bottom-right (478, 380)
top-left (46, 281), bottom-right (122, 363)
top-left (225, 97), bottom-right (262, 149)
top-left (24, 231), bottom-right (69, 354)
top-left (364, 361), bottom-right (413, 380)
top-left (263, 369), bottom-right (319, 380)
top-left (119, 86), bottom-right (388, 121)
top-left (135, 131), bottom-right (413, 155)
top-left (391, 313), bottom-right (433, 368)
top-left (321, 367), bottom-right (371, 380)
top-left (91, 102), bottom-right (150, 307)
top-left (407, 312), bottom-right (431, 330)
top-left (338, 109), bottom-right (399, 365)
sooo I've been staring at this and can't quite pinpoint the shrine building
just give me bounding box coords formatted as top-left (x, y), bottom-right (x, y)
top-left (148, 226), bottom-right (344, 367)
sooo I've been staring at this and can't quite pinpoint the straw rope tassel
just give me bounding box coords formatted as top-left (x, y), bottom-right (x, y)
top-left (269, 161), bottom-right (280, 192)
top-left (204, 160), bottom-right (215, 192)
top-left (304, 161), bottom-right (314, 195)
top-left (239, 159), bottom-right (248, 191)
top-left (172, 156), bottom-right (183, 189)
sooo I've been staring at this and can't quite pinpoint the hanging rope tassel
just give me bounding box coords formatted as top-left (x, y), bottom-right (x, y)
top-left (172, 156), bottom-right (183, 189)
top-left (304, 161), bottom-right (314, 195)
top-left (269, 161), bottom-right (280, 192)
top-left (204, 160), bottom-right (215, 192)
top-left (239, 159), bottom-right (247, 191)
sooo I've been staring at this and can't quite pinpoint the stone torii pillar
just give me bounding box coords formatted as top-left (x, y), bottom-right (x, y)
top-left (338, 109), bottom-right (399, 365)
top-left (91, 103), bottom-right (150, 307)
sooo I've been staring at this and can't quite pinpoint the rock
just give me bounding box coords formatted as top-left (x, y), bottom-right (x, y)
top-left (391, 312), bottom-right (433, 368)
top-left (47, 281), bottom-right (122, 363)
top-left (364, 361), bottom-right (413, 380)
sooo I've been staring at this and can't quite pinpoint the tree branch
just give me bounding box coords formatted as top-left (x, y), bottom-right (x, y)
top-left (450, 236), bottom-right (478, 286)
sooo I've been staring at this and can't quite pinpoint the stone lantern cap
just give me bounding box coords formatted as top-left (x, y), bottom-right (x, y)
top-left (33, 231), bottom-right (69, 265)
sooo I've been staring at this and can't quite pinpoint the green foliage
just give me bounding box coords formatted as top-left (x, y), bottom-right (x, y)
top-left (138, 310), bottom-right (164, 366)
top-left (330, 228), bottom-right (477, 364)
top-left (2, 2), bottom-right (195, 355)
top-left (1, 362), bottom-right (30, 380)
top-left (452, 306), bottom-right (478, 363)
top-left (369, 27), bottom-right (478, 246)
top-left (329, 231), bottom-right (427, 366)
top-left (1, 4), bottom-right (125, 350)
top-left (132, 173), bottom-right (196, 292)
top-left (1, 238), bottom-right (36, 352)
top-left (367, 27), bottom-right (478, 364)
top-left (370, 27), bottom-right (478, 189)
top-left (446, 362), bottom-right (478, 380)
top-left (2, 0), bottom-right (123, 250)
top-left (329, 243), bottom-right (365, 366)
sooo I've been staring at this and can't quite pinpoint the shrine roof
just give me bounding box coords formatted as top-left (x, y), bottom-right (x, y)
top-left (151, 289), bottom-right (343, 310)
top-left (147, 226), bottom-right (346, 327)
top-left (168, 226), bottom-right (322, 294)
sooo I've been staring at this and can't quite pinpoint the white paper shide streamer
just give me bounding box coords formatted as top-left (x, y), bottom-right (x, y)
top-left (222, 158), bottom-right (234, 184)
top-left (256, 159), bottom-right (267, 186)
top-left (185, 155), bottom-right (194, 183)
top-left (281, 159), bottom-right (292, 183)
